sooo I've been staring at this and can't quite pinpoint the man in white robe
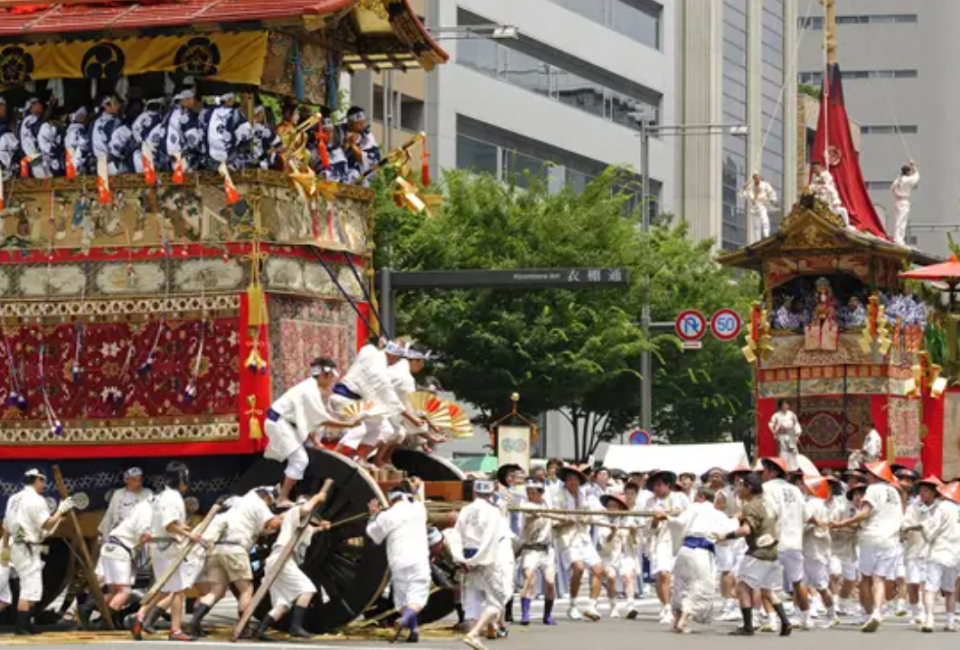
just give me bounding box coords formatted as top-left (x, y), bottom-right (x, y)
top-left (330, 341), bottom-right (411, 463)
top-left (131, 462), bottom-right (202, 642)
top-left (741, 172), bottom-right (777, 242)
top-left (86, 497), bottom-right (153, 629)
top-left (553, 466), bottom-right (604, 622)
top-left (769, 399), bottom-right (803, 471)
top-left (644, 470), bottom-right (687, 625)
top-left (265, 357), bottom-right (355, 506)
top-left (860, 423), bottom-right (883, 465)
top-left (98, 467), bottom-right (154, 539)
top-left (373, 342), bottom-right (432, 467)
top-left (891, 161), bottom-right (919, 246)
top-left (517, 480), bottom-right (557, 625)
top-left (7, 469), bottom-right (75, 635)
top-left (598, 493), bottom-right (641, 619)
top-left (659, 486), bottom-right (735, 633)
top-left (255, 490), bottom-right (331, 640)
top-left (188, 487), bottom-right (280, 638)
top-left (367, 482), bottom-right (430, 642)
top-left (448, 480), bottom-right (508, 650)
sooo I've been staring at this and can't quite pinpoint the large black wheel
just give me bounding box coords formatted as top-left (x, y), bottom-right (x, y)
top-left (392, 448), bottom-right (466, 482)
top-left (232, 449), bottom-right (389, 634)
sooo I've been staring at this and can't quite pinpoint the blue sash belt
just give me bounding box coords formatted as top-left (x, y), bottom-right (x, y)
top-left (332, 383), bottom-right (362, 400)
top-left (682, 536), bottom-right (716, 554)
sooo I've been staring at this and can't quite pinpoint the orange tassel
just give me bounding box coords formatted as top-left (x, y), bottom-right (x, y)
top-left (0, 171), bottom-right (4, 211)
top-left (319, 138), bottom-right (330, 169)
top-left (142, 151), bottom-right (157, 185)
top-left (20, 157), bottom-right (29, 178)
top-left (219, 163), bottom-right (241, 205)
top-left (64, 149), bottom-right (77, 179)
top-left (96, 156), bottom-right (111, 205)
top-left (421, 138), bottom-right (431, 187)
top-left (172, 156), bottom-right (185, 185)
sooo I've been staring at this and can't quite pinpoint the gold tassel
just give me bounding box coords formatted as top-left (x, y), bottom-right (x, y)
top-left (244, 346), bottom-right (268, 374)
top-left (246, 284), bottom-right (267, 326)
top-left (246, 395), bottom-right (263, 440)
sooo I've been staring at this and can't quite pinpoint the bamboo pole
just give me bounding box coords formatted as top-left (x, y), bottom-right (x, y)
top-left (51, 466), bottom-right (115, 630)
top-left (232, 479), bottom-right (334, 642)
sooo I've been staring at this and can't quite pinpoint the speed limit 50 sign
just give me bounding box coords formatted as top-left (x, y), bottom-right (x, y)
top-left (710, 309), bottom-right (742, 341)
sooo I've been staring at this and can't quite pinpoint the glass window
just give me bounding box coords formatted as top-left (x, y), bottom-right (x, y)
top-left (554, 68), bottom-right (606, 118)
top-left (550, 0), bottom-right (606, 25)
top-left (566, 168), bottom-right (594, 194)
top-left (610, 0), bottom-right (660, 50)
top-left (610, 91), bottom-right (650, 128)
top-left (504, 149), bottom-right (547, 189)
top-left (503, 48), bottom-right (551, 97)
top-left (457, 135), bottom-right (498, 176)
top-left (457, 38), bottom-right (500, 78)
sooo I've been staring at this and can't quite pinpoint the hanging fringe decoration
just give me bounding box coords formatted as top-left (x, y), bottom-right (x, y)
top-left (246, 395), bottom-right (263, 440)
top-left (65, 148), bottom-right (77, 179)
top-left (96, 155), bottom-right (111, 204)
top-left (71, 323), bottom-right (84, 385)
top-left (0, 167), bottom-right (4, 211)
top-left (142, 148), bottom-right (157, 185)
top-left (420, 136), bottom-right (431, 187)
top-left (171, 155), bottom-right (185, 185)
top-left (20, 157), bottom-right (29, 178)
top-left (218, 162), bottom-right (242, 205)
top-left (244, 346), bottom-right (268, 375)
top-left (318, 133), bottom-right (330, 169)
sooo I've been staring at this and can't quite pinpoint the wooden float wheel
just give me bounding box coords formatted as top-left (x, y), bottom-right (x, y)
top-left (231, 448), bottom-right (390, 634)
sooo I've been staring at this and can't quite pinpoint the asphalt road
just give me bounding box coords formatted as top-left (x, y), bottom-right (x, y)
top-left (5, 598), bottom-right (960, 650)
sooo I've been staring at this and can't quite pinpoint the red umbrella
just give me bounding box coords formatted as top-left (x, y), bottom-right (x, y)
top-left (900, 255), bottom-right (960, 311)
top-left (900, 255), bottom-right (960, 281)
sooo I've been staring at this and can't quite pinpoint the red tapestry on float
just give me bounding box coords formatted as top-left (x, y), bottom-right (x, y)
top-left (0, 312), bottom-right (243, 457)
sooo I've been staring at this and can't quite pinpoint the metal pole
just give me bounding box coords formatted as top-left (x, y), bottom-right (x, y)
top-left (379, 267), bottom-right (394, 338)
top-left (640, 119), bottom-right (652, 434)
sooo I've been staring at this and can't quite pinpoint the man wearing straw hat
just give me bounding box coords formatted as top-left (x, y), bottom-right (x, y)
top-left (644, 469), bottom-right (687, 625)
top-left (909, 476), bottom-right (960, 633)
top-left (554, 465), bottom-right (604, 622)
top-left (597, 492), bottom-right (641, 620)
top-left (658, 485), bottom-right (735, 634)
top-left (833, 460), bottom-right (904, 632)
top-left (517, 479), bottom-right (558, 626)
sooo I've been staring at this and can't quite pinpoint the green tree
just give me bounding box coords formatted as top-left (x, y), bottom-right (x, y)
top-left (644, 220), bottom-right (760, 446)
top-left (381, 168), bottom-right (654, 460)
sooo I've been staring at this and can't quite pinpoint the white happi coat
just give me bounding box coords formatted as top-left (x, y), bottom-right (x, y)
top-left (862, 428), bottom-right (882, 464)
top-left (741, 180), bottom-right (777, 242)
top-left (149, 487), bottom-right (202, 593)
top-left (7, 487), bottom-right (56, 602)
top-left (367, 498), bottom-right (431, 609)
top-left (769, 410), bottom-right (803, 471)
top-left (266, 507), bottom-right (317, 609)
top-left (97, 498), bottom-right (153, 586)
top-left (99, 487), bottom-right (154, 538)
top-left (206, 490), bottom-right (275, 555)
top-left (449, 498), bottom-right (510, 612)
top-left (264, 378), bottom-right (330, 462)
top-left (383, 358), bottom-right (417, 444)
top-left (336, 345), bottom-right (404, 418)
top-left (891, 169), bottom-right (920, 246)
top-left (668, 500), bottom-right (736, 623)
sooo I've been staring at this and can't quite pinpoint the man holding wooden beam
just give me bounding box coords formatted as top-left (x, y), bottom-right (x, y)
top-left (6, 468), bottom-right (76, 635)
top-left (131, 461), bottom-right (203, 642)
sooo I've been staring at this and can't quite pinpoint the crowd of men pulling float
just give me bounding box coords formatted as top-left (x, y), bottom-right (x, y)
top-left (4, 344), bottom-right (960, 645)
top-left (0, 90), bottom-right (381, 186)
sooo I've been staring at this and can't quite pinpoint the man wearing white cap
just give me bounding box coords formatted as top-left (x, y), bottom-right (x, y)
top-left (166, 89), bottom-right (203, 172)
top-left (206, 93), bottom-right (252, 170)
top-left (833, 461), bottom-right (904, 632)
top-left (254, 489), bottom-right (331, 640)
top-left (20, 98), bottom-right (52, 178)
top-left (330, 340), bottom-right (416, 464)
top-left (84, 489), bottom-right (154, 629)
top-left (448, 480), bottom-right (510, 650)
top-left (367, 481), bottom-right (430, 643)
top-left (7, 468), bottom-right (75, 635)
top-left (342, 106), bottom-right (380, 183)
top-left (373, 341), bottom-right (433, 467)
top-left (99, 467), bottom-right (154, 538)
top-left (64, 107), bottom-right (92, 176)
top-left (250, 105), bottom-right (282, 170)
top-left (92, 96), bottom-right (121, 171)
top-left (132, 99), bottom-right (164, 175)
top-left (741, 171), bottom-right (777, 243)
top-left (188, 486), bottom-right (281, 638)
top-left (264, 357), bottom-right (357, 508)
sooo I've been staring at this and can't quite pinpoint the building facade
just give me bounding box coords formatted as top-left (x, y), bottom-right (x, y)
top-left (798, 3), bottom-right (950, 254)
top-left (675, 0), bottom-right (798, 250)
